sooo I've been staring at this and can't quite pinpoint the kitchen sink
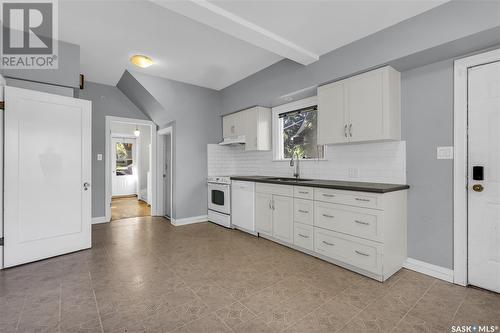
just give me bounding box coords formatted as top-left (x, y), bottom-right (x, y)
top-left (266, 177), bottom-right (313, 182)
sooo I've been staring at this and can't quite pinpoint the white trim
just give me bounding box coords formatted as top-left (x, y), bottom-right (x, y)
top-left (92, 216), bottom-right (107, 224)
top-left (403, 258), bottom-right (454, 283)
top-left (170, 215), bottom-right (208, 226)
top-left (271, 96), bottom-right (326, 161)
top-left (105, 116), bottom-right (158, 222)
top-left (453, 48), bottom-right (500, 286)
top-left (157, 126), bottom-right (174, 218)
top-left (150, 0), bottom-right (318, 65)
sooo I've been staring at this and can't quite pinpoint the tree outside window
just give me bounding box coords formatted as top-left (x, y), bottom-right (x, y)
top-left (280, 107), bottom-right (324, 159)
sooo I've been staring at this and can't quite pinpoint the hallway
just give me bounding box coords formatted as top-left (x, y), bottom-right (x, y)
top-left (111, 196), bottom-right (150, 221)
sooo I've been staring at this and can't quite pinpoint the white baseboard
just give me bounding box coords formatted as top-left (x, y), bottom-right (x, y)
top-left (171, 215), bottom-right (208, 226)
top-left (403, 258), bottom-right (454, 283)
top-left (92, 216), bottom-right (108, 224)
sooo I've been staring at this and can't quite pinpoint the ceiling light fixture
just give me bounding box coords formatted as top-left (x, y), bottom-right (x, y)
top-left (134, 126), bottom-right (140, 137)
top-left (130, 54), bottom-right (153, 68)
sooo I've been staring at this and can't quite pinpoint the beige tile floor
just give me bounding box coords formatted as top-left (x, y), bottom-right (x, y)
top-left (1, 216), bottom-right (499, 333)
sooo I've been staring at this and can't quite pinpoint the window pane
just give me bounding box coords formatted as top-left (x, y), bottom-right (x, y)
top-left (282, 109), bottom-right (324, 159)
top-left (115, 142), bottom-right (133, 176)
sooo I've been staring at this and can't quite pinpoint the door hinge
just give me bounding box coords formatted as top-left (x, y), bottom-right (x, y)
top-left (0, 237), bottom-right (4, 246)
top-left (0, 101), bottom-right (4, 110)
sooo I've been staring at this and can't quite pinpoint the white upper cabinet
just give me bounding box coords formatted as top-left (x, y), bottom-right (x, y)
top-left (222, 106), bottom-right (271, 151)
top-left (317, 66), bottom-right (401, 144)
top-left (317, 80), bottom-right (346, 145)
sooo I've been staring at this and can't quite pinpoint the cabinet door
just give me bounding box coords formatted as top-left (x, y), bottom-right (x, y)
top-left (222, 113), bottom-right (236, 138)
top-left (255, 192), bottom-right (272, 236)
top-left (243, 108), bottom-right (258, 151)
top-left (317, 81), bottom-right (347, 144)
top-left (347, 69), bottom-right (384, 142)
top-left (272, 195), bottom-right (293, 243)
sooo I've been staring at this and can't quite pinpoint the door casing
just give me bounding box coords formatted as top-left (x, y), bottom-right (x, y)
top-left (105, 116), bottom-right (157, 222)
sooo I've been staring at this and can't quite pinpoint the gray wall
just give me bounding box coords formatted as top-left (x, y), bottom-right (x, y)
top-left (117, 71), bottom-right (221, 220)
top-left (78, 81), bottom-right (150, 218)
top-left (220, 0), bottom-right (500, 115)
top-left (1, 40), bottom-right (81, 89)
top-left (401, 59), bottom-right (454, 268)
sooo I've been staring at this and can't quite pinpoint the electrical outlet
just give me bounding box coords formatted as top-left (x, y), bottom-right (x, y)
top-left (97, 153), bottom-right (103, 161)
top-left (348, 168), bottom-right (359, 178)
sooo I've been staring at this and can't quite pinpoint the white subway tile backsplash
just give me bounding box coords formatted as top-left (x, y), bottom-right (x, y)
top-left (207, 141), bottom-right (406, 184)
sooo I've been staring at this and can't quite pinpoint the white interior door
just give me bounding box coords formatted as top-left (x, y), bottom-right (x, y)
top-left (4, 86), bottom-right (91, 267)
top-left (467, 61), bottom-right (500, 293)
top-left (111, 137), bottom-right (137, 196)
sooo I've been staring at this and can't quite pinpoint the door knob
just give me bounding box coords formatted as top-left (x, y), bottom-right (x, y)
top-left (472, 184), bottom-right (484, 192)
top-left (83, 182), bottom-right (91, 191)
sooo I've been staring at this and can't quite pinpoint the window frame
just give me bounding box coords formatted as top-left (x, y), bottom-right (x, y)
top-left (272, 96), bottom-right (326, 161)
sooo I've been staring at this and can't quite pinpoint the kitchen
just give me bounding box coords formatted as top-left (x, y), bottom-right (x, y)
top-left (0, 1), bottom-right (498, 332)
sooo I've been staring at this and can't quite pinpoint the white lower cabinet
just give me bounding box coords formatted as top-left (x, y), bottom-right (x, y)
top-left (254, 183), bottom-right (407, 282)
top-left (272, 195), bottom-right (293, 243)
top-left (294, 223), bottom-right (314, 251)
top-left (255, 192), bottom-right (273, 236)
top-left (314, 228), bottom-right (382, 275)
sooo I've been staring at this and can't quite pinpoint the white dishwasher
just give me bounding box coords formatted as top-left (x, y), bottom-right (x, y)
top-left (231, 180), bottom-right (256, 235)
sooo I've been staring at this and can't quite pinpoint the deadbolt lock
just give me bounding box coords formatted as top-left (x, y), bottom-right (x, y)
top-left (472, 184), bottom-right (484, 192)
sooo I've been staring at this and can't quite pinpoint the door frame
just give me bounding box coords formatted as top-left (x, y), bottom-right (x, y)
top-left (157, 125), bottom-right (174, 218)
top-left (453, 48), bottom-right (500, 286)
top-left (105, 116), bottom-right (157, 222)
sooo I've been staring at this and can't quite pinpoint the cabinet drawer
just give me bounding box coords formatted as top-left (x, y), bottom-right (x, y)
top-left (314, 202), bottom-right (383, 242)
top-left (314, 188), bottom-right (382, 210)
top-left (294, 223), bottom-right (313, 251)
top-left (256, 183), bottom-right (293, 197)
top-left (294, 198), bottom-right (313, 225)
top-left (294, 186), bottom-right (314, 200)
top-left (314, 228), bottom-right (382, 274)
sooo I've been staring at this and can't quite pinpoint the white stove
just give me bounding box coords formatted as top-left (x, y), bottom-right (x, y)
top-left (207, 176), bottom-right (232, 228)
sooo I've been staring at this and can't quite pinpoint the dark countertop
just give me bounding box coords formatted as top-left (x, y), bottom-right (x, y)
top-left (230, 176), bottom-right (409, 193)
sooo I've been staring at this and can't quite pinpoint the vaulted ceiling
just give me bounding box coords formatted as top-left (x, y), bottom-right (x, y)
top-left (59, 0), bottom-right (448, 90)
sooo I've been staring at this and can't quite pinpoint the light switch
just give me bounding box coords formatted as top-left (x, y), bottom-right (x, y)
top-left (97, 153), bottom-right (103, 161)
top-left (437, 146), bottom-right (454, 160)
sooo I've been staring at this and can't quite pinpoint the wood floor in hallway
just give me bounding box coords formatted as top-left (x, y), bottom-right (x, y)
top-left (111, 196), bottom-right (151, 221)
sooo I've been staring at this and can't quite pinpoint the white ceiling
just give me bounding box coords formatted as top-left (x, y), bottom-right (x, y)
top-left (59, 0), bottom-right (447, 90)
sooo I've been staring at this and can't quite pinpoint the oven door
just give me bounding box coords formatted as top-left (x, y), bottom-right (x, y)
top-left (208, 182), bottom-right (230, 215)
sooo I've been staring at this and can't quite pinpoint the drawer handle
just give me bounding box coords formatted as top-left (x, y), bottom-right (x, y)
top-left (298, 234), bottom-right (309, 238)
top-left (322, 240), bottom-right (335, 246)
top-left (355, 250), bottom-right (370, 257)
top-left (298, 191), bottom-right (309, 194)
top-left (298, 209), bottom-right (309, 213)
top-left (323, 194), bottom-right (335, 198)
top-left (322, 214), bottom-right (334, 218)
top-left (354, 220), bottom-right (369, 225)
top-left (355, 198), bottom-right (370, 202)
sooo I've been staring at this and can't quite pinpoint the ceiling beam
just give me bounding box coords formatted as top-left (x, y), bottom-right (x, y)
top-left (151, 0), bottom-right (319, 65)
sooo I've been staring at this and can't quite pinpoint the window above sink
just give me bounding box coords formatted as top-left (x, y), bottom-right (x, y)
top-left (272, 96), bottom-right (325, 161)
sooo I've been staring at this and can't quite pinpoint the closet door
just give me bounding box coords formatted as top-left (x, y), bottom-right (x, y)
top-left (3, 86), bottom-right (92, 267)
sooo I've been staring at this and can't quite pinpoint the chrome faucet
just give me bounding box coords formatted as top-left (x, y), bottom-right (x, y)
top-left (290, 152), bottom-right (300, 179)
